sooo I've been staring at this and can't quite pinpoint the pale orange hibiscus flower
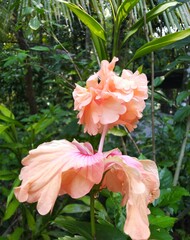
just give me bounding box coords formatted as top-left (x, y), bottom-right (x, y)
top-left (73, 57), bottom-right (148, 135)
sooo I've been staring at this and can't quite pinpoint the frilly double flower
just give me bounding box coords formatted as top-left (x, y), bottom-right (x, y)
top-left (73, 57), bottom-right (148, 135)
top-left (15, 58), bottom-right (160, 240)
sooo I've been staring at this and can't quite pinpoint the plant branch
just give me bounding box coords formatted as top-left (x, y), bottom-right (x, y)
top-left (124, 126), bottom-right (141, 155)
top-left (90, 189), bottom-right (96, 240)
top-left (143, 0), bottom-right (156, 161)
top-left (173, 116), bottom-right (190, 186)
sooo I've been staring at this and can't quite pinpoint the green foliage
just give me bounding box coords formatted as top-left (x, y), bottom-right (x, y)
top-left (0, 0), bottom-right (190, 239)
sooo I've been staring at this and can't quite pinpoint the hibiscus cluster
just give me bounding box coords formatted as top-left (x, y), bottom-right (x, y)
top-left (15, 58), bottom-right (160, 240)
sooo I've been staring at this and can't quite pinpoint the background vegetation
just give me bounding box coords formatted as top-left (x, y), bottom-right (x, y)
top-left (0, 0), bottom-right (190, 239)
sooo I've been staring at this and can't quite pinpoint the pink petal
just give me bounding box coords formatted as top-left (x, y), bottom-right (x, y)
top-left (14, 140), bottom-right (104, 214)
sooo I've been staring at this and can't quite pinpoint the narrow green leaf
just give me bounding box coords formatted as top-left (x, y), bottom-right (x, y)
top-left (0, 170), bottom-right (18, 180)
top-left (27, 117), bottom-right (55, 134)
top-left (90, 32), bottom-right (107, 62)
top-left (116, 0), bottom-right (139, 28)
top-left (59, 236), bottom-right (86, 240)
top-left (0, 124), bottom-right (9, 134)
top-left (25, 207), bottom-right (36, 231)
top-left (54, 217), bottom-right (127, 240)
top-left (7, 178), bottom-right (20, 207)
top-left (130, 29), bottom-right (190, 62)
top-left (29, 16), bottom-right (41, 30)
top-left (61, 204), bottom-right (90, 214)
top-left (30, 46), bottom-right (50, 51)
top-left (165, 55), bottom-right (190, 70)
top-left (8, 227), bottom-right (24, 240)
top-left (122, 1), bottom-right (180, 45)
top-left (3, 198), bottom-right (20, 221)
top-left (59, 1), bottom-right (106, 41)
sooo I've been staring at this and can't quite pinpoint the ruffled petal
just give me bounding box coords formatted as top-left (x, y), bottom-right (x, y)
top-left (14, 139), bottom-right (104, 214)
top-left (102, 155), bottom-right (160, 240)
top-left (73, 57), bottom-right (148, 135)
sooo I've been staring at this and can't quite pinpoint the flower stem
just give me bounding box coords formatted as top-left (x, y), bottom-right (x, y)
top-left (98, 125), bottom-right (108, 153)
top-left (90, 190), bottom-right (96, 240)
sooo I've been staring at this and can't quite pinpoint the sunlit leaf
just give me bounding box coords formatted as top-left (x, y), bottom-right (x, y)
top-left (130, 29), bottom-right (190, 63)
top-left (122, 1), bottom-right (180, 45)
top-left (108, 127), bottom-right (127, 137)
top-left (30, 46), bottom-right (50, 51)
top-left (116, 0), bottom-right (139, 28)
top-left (149, 215), bottom-right (177, 228)
top-left (29, 16), bottom-right (41, 30)
top-left (59, 1), bottom-right (106, 41)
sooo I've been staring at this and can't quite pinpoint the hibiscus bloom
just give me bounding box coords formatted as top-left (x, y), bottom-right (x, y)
top-left (14, 140), bottom-right (104, 215)
top-left (73, 57), bottom-right (148, 135)
top-left (101, 152), bottom-right (160, 240)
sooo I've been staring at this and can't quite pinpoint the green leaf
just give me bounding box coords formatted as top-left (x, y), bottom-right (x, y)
top-left (0, 170), bottom-right (18, 180)
top-left (22, 6), bottom-right (34, 15)
top-left (149, 215), bottom-right (177, 228)
top-left (150, 226), bottom-right (172, 240)
top-left (8, 227), bottom-right (24, 240)
top-left (165, 55), bottom-right (190, 70)
top-left (108, 127), bottom-right (127, 137)
top-left (41, 234), bottom-right (51, 240)
top-left (154, 76), bottom-right (165, 87)
top-left (130, 29), bottom-right (190, 63)
top-left (90, 32), bottom-right (108, 61)
top-left (122, 1), bottom-right (180, 45)
top-left (29, 16), bottom-right (41, 30)
top-left (30, 46), bottom-right (50, 51)
top-left (25, 207), bottom-right (36, 231)
top-left (0, 105), bottom-right (15, 119)
top-left (174, 105), bottom-right (190, 122)
top-left (0, 124), bottom-right (9, 134)
top-left (138, 153), bottom-right (147, 160)
top-left (60, 1), bottom-right (106, 41)
top-left (61, 204), bottom-right (90, 214)
top-left (116, 0), bottom-right (139, 28)
top-left (157, 186), bottom-right (190, 208)
top-left (79, 196), bottom-right (107, 214)
top-left (54, 217), bottom-right (127, 240)
top-left (27, 116), bottom-right (55, 134)
top-left (59, 236), bottom-right (87, 240)
top-left (176, 91), bottom-right (190, 105)
top-left (7, 178), bottom-right (20, 207)
top-left (159, 168), bottom-right (173, 189)
top-left (3, 198), bottom-right (20, 221)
